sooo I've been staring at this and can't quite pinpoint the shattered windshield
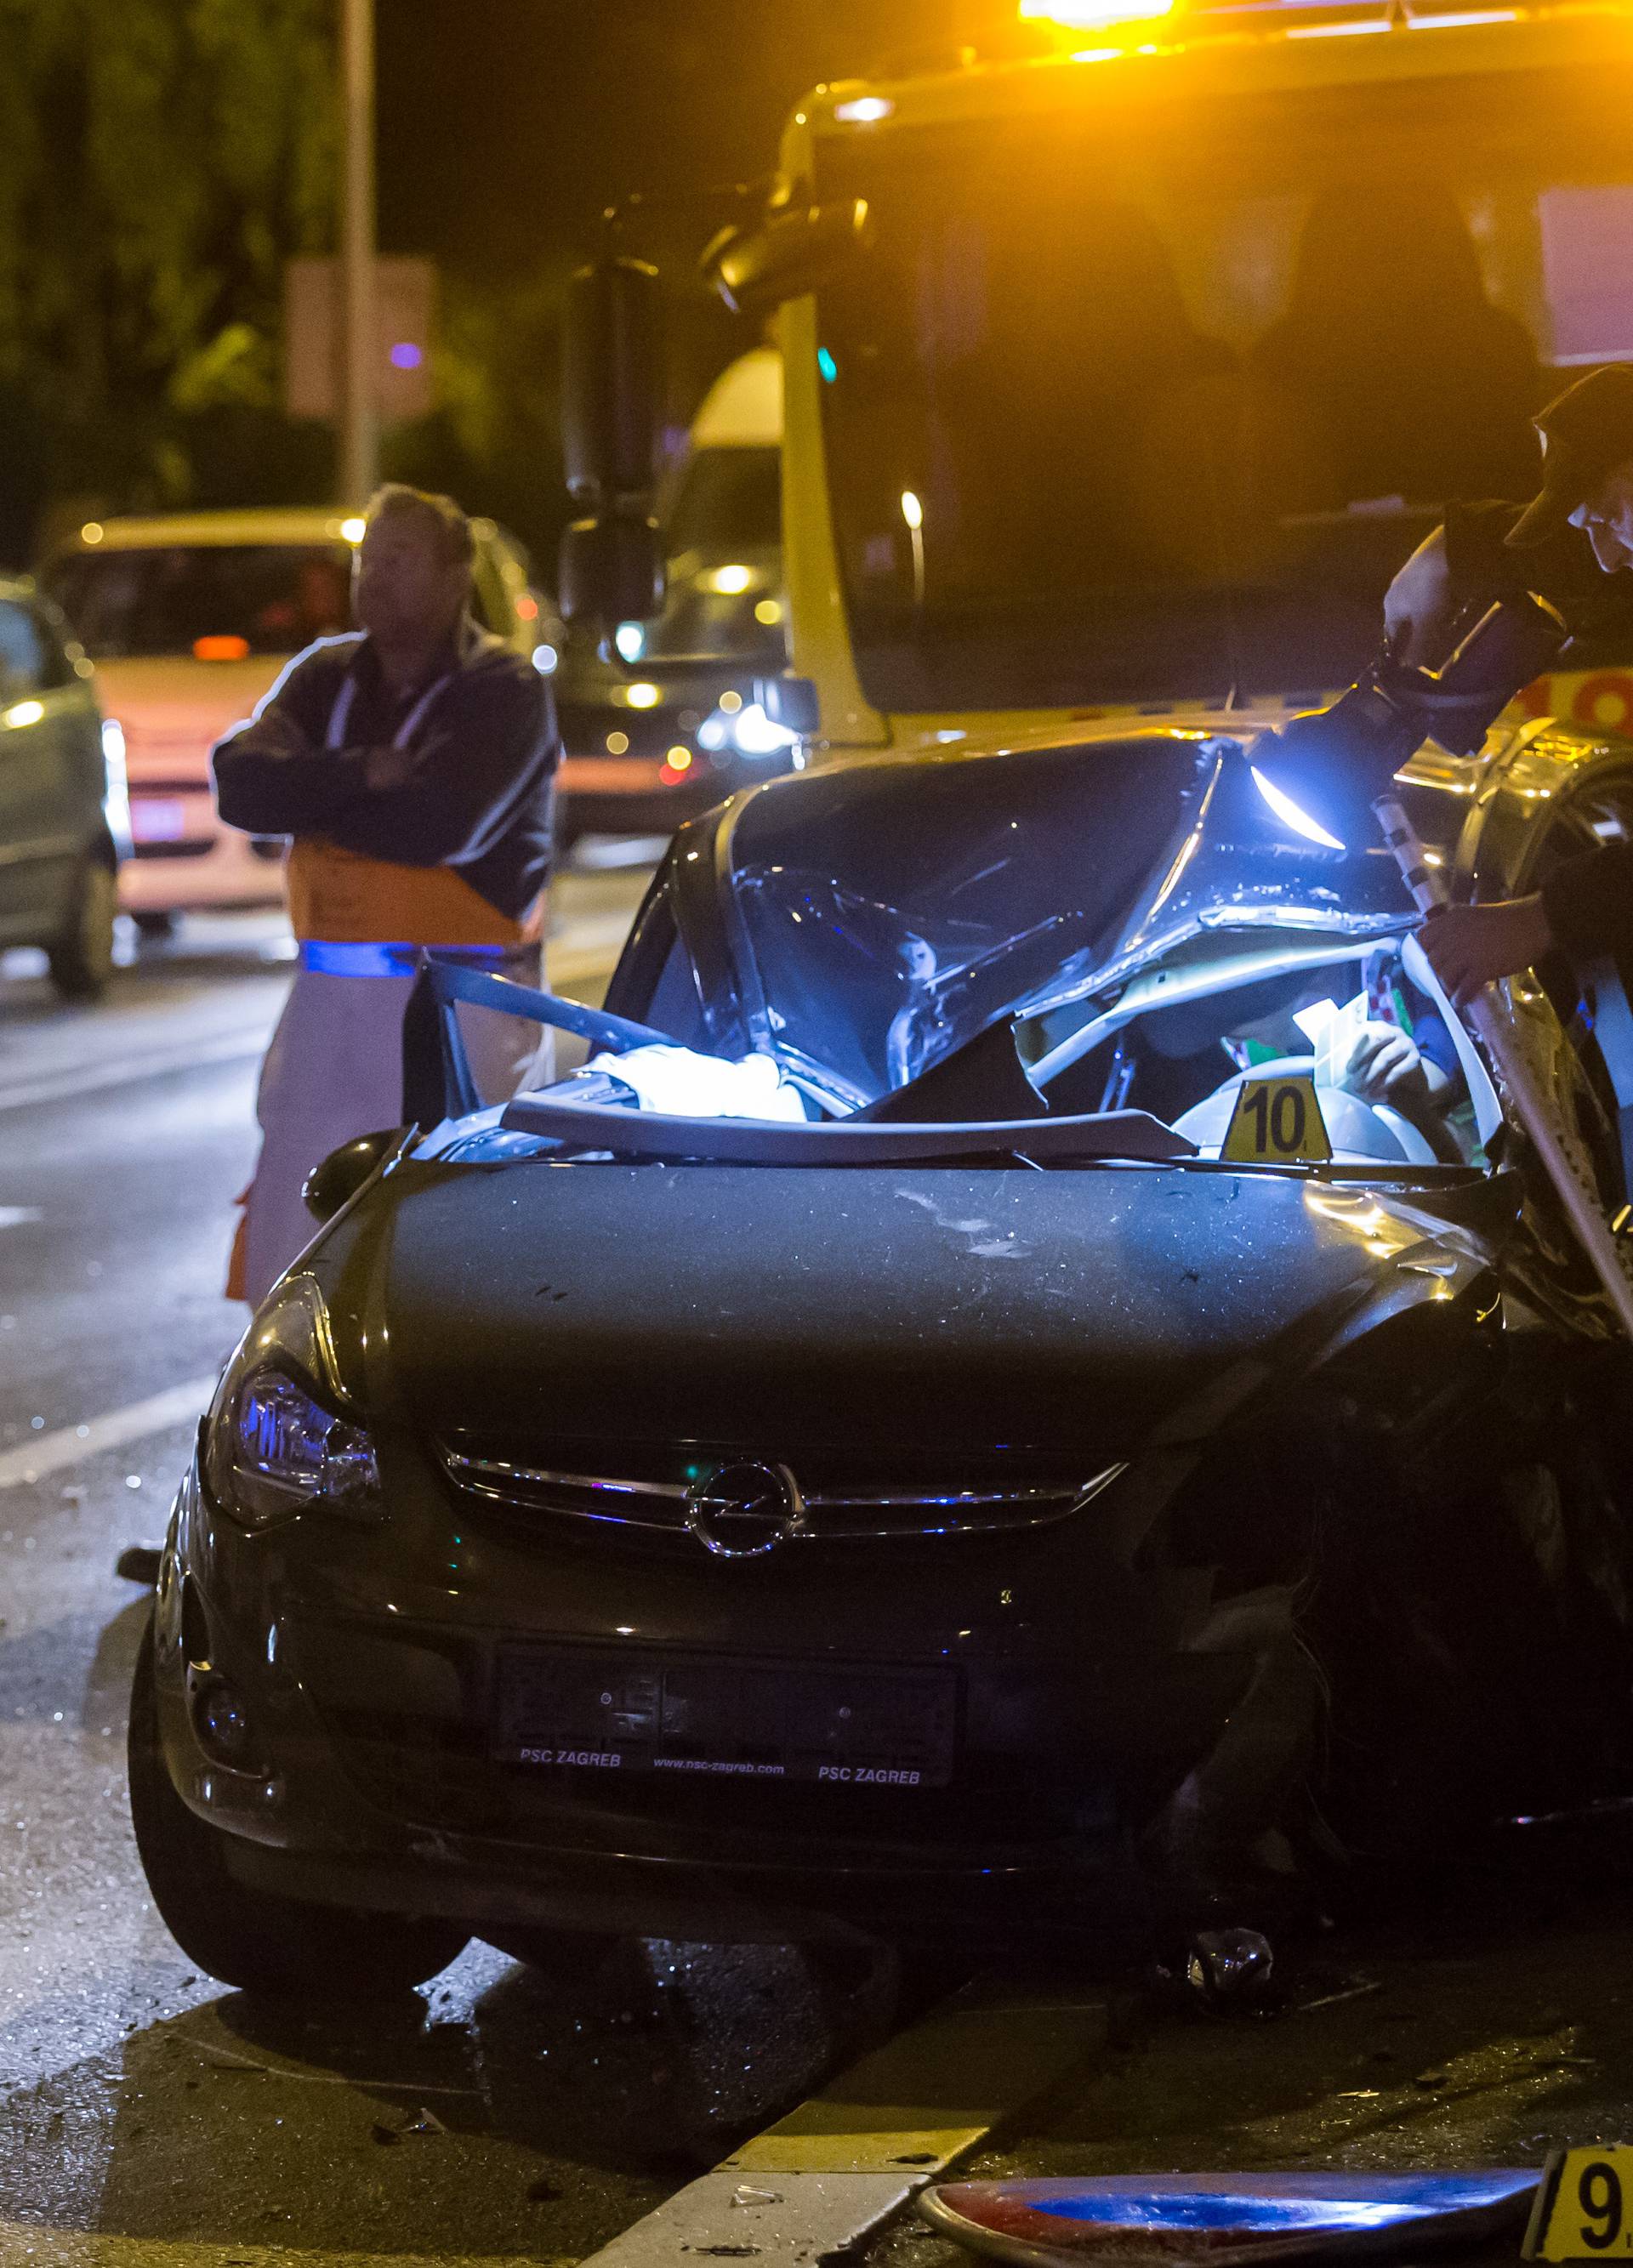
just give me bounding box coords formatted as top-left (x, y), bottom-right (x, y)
top-left (717, 736), bottom-right (1410, 1106)
top-left (812, 59), bottom-right (1633, 713)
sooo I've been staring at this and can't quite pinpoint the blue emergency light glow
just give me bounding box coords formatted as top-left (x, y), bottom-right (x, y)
top-left (389, 342), bottom-right (423, 371)
top-left (921, 2169), bottom-right (1541, 2267)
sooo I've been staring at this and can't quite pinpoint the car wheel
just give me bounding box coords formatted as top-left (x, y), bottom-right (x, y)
top-left (133, 910), bottom-right (176, 943)
top-left (128, 1623), bottom-right (469, 1998)
top-left (47, 855), bottom-right (118, 1001)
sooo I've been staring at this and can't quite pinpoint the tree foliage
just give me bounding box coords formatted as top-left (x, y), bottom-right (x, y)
top-left (0, 0), bottom-right (334, 542)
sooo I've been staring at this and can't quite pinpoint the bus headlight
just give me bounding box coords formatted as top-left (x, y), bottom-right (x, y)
top-left (697, 700), bottom-right (798, 759)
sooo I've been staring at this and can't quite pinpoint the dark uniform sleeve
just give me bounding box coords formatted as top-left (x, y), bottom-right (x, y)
top-left (1444, 499), bottom-right (1633, 637)
top-left (212, 644), bottom-right (371, 834)
top-left (315, 662), bottom-right (556, 870)
top-left (1445, 503), bottom-right (1633, 964)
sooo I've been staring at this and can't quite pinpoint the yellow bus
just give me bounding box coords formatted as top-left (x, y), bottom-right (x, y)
top-left (608, 0), bottom-right (1633, 760)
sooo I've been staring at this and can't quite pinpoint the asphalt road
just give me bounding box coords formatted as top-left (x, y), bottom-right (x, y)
top-left (0, 872), bottom-right (899, 2265)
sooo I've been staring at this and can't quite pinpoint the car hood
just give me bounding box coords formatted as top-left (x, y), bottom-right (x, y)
top-left (365, 1158), bottom-right (1469, 1457)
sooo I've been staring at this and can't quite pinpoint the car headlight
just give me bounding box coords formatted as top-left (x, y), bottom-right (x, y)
top-left (100, 717), bottom-right (133, 854)
top-left (697, 699), bottom-right (797, 759)
top-left (203, 1275), bottom-right (382, 1529)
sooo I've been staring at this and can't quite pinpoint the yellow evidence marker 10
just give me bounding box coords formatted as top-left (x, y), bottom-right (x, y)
top-left (1220, 1076), bottom-right (1333, 1167)
top-left (1525, 2149), bottom-right (1633, 2259)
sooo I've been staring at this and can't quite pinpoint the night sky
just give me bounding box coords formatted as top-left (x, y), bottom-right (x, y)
top-left (377, 2), bottom-right (970, 280)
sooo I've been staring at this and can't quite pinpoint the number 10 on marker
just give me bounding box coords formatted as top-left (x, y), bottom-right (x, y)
top-left (1525, 2149), bottom-right (1633, 2258)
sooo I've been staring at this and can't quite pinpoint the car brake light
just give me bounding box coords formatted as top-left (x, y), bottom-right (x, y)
top-left (193, 635), bottom-right (249, 662)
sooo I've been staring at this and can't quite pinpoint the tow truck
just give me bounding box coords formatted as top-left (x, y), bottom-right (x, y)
top-left (560, 0), bottom-right (1633, 752)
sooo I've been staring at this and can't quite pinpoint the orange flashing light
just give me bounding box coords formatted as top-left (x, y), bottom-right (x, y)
top-left (193, 635), bottom-right (250, 662)
top-left (1020, 0), bottom-right (1174, 29)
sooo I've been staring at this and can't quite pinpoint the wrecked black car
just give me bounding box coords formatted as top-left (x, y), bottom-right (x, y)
top-left (130, 715), bottom-right (1633, 1993)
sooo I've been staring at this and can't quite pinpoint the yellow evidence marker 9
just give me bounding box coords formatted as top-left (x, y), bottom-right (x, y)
top-left (1525, 2149), bottom-right (1633, 2259)
top-left (1220, 1076), bottom-right (1333, 1166)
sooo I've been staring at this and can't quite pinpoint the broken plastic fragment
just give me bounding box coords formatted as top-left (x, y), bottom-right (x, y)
top-left (197, 2043), bottom-right (267, 2073)
top-left (732, 2186), bottom-right (784, 2208)
top-left (1186, 1928), bottom-right (1275, 2009)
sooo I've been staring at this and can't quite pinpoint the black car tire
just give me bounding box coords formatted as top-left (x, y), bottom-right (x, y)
top-left (128, 1623), bottom-right (470, 1998)
top-left (133, 910), bottom-right (176, 943)
top-left (48, 854), bottom-right (117, 1001)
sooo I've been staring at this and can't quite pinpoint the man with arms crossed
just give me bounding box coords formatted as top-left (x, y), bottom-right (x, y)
top-left (214, 484), bottom-right (558, 1305)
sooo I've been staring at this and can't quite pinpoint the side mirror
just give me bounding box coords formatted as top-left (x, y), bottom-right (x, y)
top-left (560, 514), bottom-right (664, 628)
top-left (701, 199), bottom-right (871, 319)
top-left (560, 254), bottom-right (668, 628)
top-left (303, 1128), bottom-right (403, 1225)
top-left (563, 255), bottom-right (662, 505)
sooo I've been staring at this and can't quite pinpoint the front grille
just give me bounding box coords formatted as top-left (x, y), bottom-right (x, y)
top-left (131, 838), bottom-right (215, 861)
top-left (435, 1434), bottom-right (1124, 1544)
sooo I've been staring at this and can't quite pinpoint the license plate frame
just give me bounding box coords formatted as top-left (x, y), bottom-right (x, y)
top-left (130, 797), bottom-right (189, 844)
top-left (493, 1646), bottom-right (959, 1788)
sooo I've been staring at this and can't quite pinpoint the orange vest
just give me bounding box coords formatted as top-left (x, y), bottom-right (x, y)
top-left (285, 838), bottom-right (541, 947)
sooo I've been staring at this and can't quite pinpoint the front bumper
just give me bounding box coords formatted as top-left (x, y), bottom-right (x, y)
top-left (152, 1446), bottom-right (1255, 1944)
top-left (122, 786), bottom-right (285, 912)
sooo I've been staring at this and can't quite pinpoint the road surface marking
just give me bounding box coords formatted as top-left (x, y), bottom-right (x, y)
top-left (579, 1985), bottom-right (1107, 2268)
top-left (0, 1035), bottom-right (265, 1116)
top-left (577, 2169), bottom-right (926, 2268)
top-left (726, 1993), bottom-right (1106, 2174)
top-left (0, 1208), bottom-right (42, 1229)
top-left (0, 1375), bottom-right (218, 1491)
top-left (0, 2238), bottom-right (531, 2266)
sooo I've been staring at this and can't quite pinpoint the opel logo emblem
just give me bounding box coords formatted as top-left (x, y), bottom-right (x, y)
top-left (685, 1461), bottom-right (805, 1559)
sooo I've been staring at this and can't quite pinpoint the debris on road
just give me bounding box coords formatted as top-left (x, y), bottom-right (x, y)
top-left (1184, 1930), bottom-right (1276, 2012)
top-left (1299, 1980), bottom-right (1384, 2015)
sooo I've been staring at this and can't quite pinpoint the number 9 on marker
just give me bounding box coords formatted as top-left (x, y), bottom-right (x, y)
top-left (1525, 2148), bottom-right (1633, 2258)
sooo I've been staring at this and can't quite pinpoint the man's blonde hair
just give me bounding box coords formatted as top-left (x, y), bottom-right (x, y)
top-left (364, 483), bottom-right (475, 568)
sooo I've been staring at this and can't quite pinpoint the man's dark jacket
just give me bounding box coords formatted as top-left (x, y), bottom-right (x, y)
top-left (213, 622), bottom-right (558, 921)
top-left (1447, 501), bottom-right (1633, 966)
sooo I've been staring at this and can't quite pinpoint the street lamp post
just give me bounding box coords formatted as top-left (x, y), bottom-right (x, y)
top-left (339, 0), bottom-right (378, 506)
